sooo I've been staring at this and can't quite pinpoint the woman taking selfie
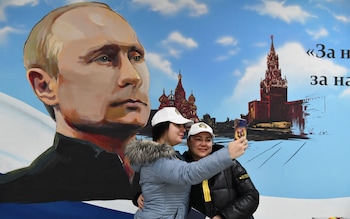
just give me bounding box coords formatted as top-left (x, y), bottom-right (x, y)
top-left (125, 107), bottom-right (248, 219)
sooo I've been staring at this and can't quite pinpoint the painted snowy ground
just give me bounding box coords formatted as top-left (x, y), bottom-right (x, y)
top-left (0, 92), bottom-right (349, 219)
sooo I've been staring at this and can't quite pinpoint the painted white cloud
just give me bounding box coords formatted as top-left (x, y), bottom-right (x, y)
top-left (339, 88), bottom-right (350, 98)
top-left (334, 14), bottom-right (350, 23)
top-left (164, 31), bottom-right (198, 49)
top-left (0, 0), bottom-right (38, 21)
top-left (131, 0), bottom-right (208, 17)
top-left (214, 49), bottom-right (239, 62)
top-left (233, 69), bottom-right (241, 77)
top-left (306, 27), bottom-right (328, 40)
top-left (0, 26), bottom-right (23, 44)
top-left (245, 0), bottom-right (314, 24)
top-left (255, 42), bottom-right (268, 47)
top-left (214, 36), bottom-right (239, 61)
top-left (216, 36), bottom-right (238, 46)
top-left (168, 48), bottom-right (181, 57)
top-left (316, 3), bottom-right (350, 23)
top-left (228, 49), bottom-right (239, 56)
top-left (146, 52), bottom-right (177, 79)
top-left (162, 31), bottom-right (198, 58)
top-left (214, 55), bottom-right (229, 62)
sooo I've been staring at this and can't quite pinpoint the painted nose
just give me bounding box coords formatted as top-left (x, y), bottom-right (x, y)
top-left (118, 54), bottom-right (141, 88)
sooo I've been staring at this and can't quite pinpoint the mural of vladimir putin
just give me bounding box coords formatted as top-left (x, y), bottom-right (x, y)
top-left (0, 2), bottom-right (150, 203)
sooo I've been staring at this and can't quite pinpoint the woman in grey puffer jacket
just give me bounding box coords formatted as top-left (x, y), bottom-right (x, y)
top-left (125, 107), bottom-right (248, 219)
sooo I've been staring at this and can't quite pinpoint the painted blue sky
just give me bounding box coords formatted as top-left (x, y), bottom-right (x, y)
top-left (0, 0), bottom-right (349, 121)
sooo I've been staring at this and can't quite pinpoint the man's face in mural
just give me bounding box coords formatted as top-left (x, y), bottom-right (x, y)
top-left (53, 6), bottom-right (150, 130)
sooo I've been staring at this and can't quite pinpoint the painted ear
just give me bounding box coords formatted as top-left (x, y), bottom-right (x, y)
top-left (26, 68), bottom-right (58, 106)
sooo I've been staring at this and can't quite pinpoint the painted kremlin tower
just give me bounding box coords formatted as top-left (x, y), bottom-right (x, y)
top-left (157, 71), bottom-right (199, 122)
top-left (243, 35), bottom-right (305, 136)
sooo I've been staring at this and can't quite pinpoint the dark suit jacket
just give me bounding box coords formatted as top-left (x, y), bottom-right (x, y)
top-left (0, 133), bottom-right (140, 203)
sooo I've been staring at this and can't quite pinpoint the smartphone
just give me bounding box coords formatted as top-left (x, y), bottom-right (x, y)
top-left (234, 118), bottom-right (247, 140)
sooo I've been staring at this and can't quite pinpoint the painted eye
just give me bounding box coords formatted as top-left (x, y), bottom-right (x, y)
top-left (129, 50), bottom-right (143, 62)
top-left (94, 55), bottom-right (111, 62)
top-left (132, 55), bottom-right (141, 61)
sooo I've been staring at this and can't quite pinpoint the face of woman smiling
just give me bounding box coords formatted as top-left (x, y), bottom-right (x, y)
top-left (187, 132), bottom-right (213, 161)
top-left (52, 6), bottom-right (150, 130)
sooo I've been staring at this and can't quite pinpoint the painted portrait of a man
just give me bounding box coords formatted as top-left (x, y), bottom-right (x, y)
top-left (0, 2), bottom-right (149, 203)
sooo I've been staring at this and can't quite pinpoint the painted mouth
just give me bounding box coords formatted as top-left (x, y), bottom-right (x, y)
top-left (110, 99), bottom-right (148, 110)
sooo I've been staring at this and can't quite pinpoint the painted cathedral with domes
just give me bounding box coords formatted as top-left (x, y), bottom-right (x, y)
top-left (137, 71), bottom-right (199, 136)
top-left (157, 72), bottom-right (199, 122)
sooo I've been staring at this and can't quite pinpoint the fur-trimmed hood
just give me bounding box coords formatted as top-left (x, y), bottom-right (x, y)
top-left (125, 140), bottom-right (177, 167)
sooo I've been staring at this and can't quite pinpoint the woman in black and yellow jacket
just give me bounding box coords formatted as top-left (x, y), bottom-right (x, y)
top-left (183, 122), bottom-right (259, 219)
